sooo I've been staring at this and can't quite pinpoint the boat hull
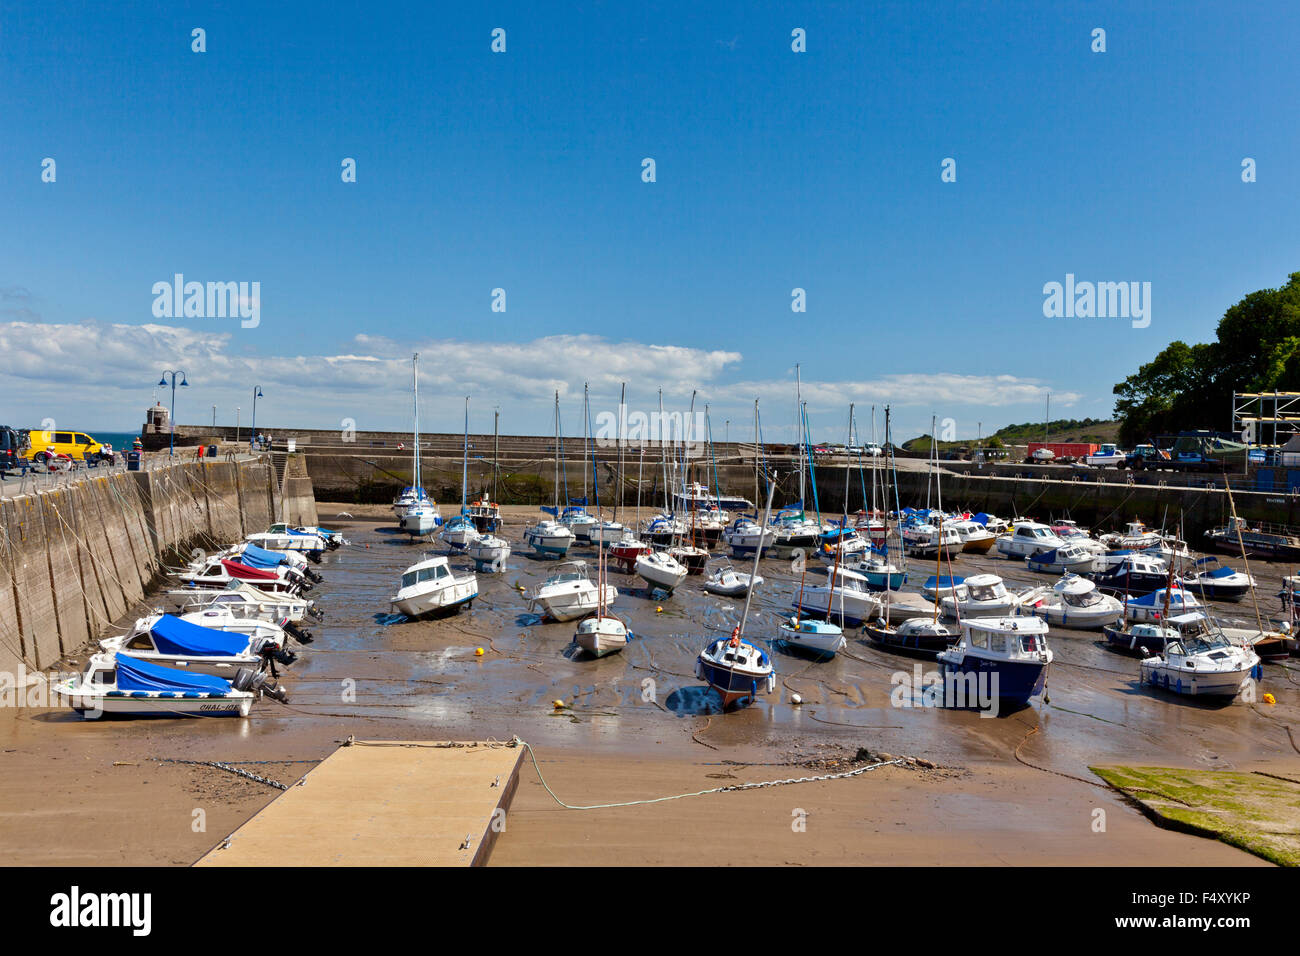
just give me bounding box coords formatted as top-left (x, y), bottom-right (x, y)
top-left (1139, 661), bottom-right (1256, 697)
top-left (937, 655), bottom-right (1049, 707)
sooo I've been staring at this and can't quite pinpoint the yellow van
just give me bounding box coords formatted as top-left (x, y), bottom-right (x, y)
top-left (26, 430), bottom-right (116, 466)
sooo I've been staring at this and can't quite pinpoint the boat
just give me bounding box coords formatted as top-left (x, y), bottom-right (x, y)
top-left (1084, 443), bottom-right (1126, 467)
top-left (390, 555), bottom-right (478, 618)
top-left (561, 504), bottom-right (598, 542)
top-left (1179, 557), bottom-right (1255, 602)
top-left (702, 562), bottom-right (762, 598)
top-left (635, 549), bottom-right (689, 593)
top-left (937, 616), bottom-right (1053, 707)
top-left (845, 553), bottom-right (907, 590)
top-left (1089, 552), bottom-right (1175, 596)
top-left (667, 543), bottom-right (709, 574)
top-left (770, 507), bottom-right (822, 551)
top-left (244, 528), bottom-right (329, 558)
top-left (1124, 586), bottom-right (1202, 623)
top-left (864, 616), bottom-right (957, 657)
top-left (464, 496), bottom-right (503, 534)
top-left (777, 617), bottom-right (846, 658)
top-left (574, 544), bottom-right (628, 658)
top-left (1104, 611), bottom-right (1208, 656)
top-left (175, 555), bottom-right (310, 596)
top-left (466, 533), bottom-right (511, 572)
top-left (1140, 632), bottom-right (1261, 698)
top-left (950, 517), bottom-right (996, 554)
top-left (790, 565), bottom-right (881, 626)
top-left (1025, 543), bottom-right (1098, 575)
top-left (226, 542), bottom-right (322, 581)
top-left (818, 524), bottom-right (870, 563)
top-left (939, 573), bottom-right (1047, 619)
top-left (528, 560), bottom-right (617, 622)
top-left (1205, 517), bottom-right (1300, 562)
top-left (642, 513), bottom-right (687, 547)
top-left (995, 521), bottom-right (1066, 559)
top-left (588, 518), bottom-right (626, 547)
top-left (524, 517), bottom-right (575, 557)
top-left (1029, 574), bottom-right (1123, 629)
top-left (722, 515), bottom-right (775, 556)
top-left (880, 590), bottom-right (943, 624)
top-left (169, 579), bottom-right (320, 636)
top-left (100, 612), bottom-right (295, 677)
top-left (608, 530), bottom-right (653, 572)
top-left (921, 575), bottom-right (965, 601)
top-left (695, 481), bottom-right (777, 709)
top-left (394, 353), bottom-right (442, 533)
top-left (55, 651), bottom-right (284, 718)
top-left (672, 480), bottom-right (753, 515)
top-left (1099, 520), bottom-right (1168, 553)
top-left (901, 516), bottom-right (962, 559)
top-left (265, 522), bottom-right (346, 549)
top-left (439, 514), bottom-right (481, 551)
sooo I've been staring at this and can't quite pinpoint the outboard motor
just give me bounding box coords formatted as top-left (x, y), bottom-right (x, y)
top-left (284, 622), bottom-right (314, 644)
top-left (304, 567), bottom-right (324, 584)
top-left (232, 666), bottom-right (290, 704)
top-left (306, 605), bottom-right (324, 622)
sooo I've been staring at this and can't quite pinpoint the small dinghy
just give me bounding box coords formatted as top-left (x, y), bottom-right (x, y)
top-left (100, 612), bottom-right (295, 677)
top-left (702, 562), bottom-right (762, 598)
top-left (390, 555), bottom-right (477, 618)
top-left (1030, 574), bottom-right (1123, 629)
top-left (529, 560), bottom-right (617, 622)
top-left (1179, 557), bottom-right (1255, 603)
top-left (635, 550), bottom-right (689, 593)
top-left (466, 534), bottom-right (511, 572)
top-left (1140, 631), bottom-right (1261, 698)
top-left (777, 617), bottom-right (846, 658)
top-left (937, 617), bottom-right (1053, 708)
top-left (864, 616), bottom-right (957, 657)
top-left (56, 651), bottom-right (285, 718)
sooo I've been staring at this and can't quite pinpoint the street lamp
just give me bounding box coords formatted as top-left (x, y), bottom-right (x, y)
top-left (250, 385), bottom-right (264, 450)
top-left (236, 406), bottom-right (241, 445)
top-left (157, 369), bottom-right (189, 457)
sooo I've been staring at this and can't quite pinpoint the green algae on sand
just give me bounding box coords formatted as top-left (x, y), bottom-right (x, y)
top-left (1092, 765), bottom-right (1300, 866)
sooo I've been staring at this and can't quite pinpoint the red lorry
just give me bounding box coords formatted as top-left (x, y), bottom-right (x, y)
top-left (1026, 441), bottom-right (1099, 464)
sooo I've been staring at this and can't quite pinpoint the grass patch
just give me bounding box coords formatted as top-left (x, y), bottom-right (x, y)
top-left (1092, 765), bottom-right (1300, 866)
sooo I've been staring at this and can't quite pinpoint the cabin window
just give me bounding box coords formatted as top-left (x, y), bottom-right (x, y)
top-left (969, 630), bottom-right (989, 649)
top-left (401, 572), bottom-right (418, 588)
top-left (968, 584), bottom-right (997, 602)
top-left (1019, 635), bottom-right (1040, 652)
top-left (94, 669), bottom-right (115, 685)
top-left (126, 634), bottom-right (153, 650)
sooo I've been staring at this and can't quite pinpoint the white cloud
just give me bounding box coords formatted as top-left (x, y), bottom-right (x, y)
top-left (0, 319), bottom-right (1083, 440)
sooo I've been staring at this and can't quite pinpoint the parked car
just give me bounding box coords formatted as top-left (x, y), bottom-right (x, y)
top-left (25, 429), bottom-right (115, 466)
top-left (0, 425), bottom-right (28, 475)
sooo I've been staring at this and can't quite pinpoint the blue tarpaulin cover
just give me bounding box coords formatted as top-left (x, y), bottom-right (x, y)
top-left (240, 544), bottom-right (289, 569)
top-left (113, 651), bottom-right (234, 693)
top-left (972, 513), bottom-right (992, 526)
top-left (149, 615), bottom-right (249, 657)
top-left (1205, 565), bottom-right (1238, 579)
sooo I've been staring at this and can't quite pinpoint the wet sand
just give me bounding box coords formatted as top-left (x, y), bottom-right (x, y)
top-left (2, 502), bottom-right (1295, 865)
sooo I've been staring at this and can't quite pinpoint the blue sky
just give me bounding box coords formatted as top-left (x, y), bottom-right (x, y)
top-left (1, 0), bottom-right (1296, 443)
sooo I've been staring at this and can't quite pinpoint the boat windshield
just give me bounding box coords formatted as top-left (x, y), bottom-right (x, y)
top-left (1018, 634), bottom-right (1044, 653)
top-left (402, 564), bottom-right (449, 588)
top-left (1063, 589), bottom-right (1102, 608)
top-left (967, 583), bottom-right (1000, 602)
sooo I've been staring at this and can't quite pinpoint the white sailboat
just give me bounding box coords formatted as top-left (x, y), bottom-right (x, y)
top-left (398, 353), bottom-right (442, 536)
top-left (574, 530), bottom-right (628, 657)
top-left (525, 392), bottom-right (577, 558)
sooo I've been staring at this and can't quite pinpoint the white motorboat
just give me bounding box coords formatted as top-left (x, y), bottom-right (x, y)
top-left (950, 518), bottom-right (997, 554)
top-left (267, 522), bottom-right (346, 549)
top-left (791, 566), bottom-right (881, 626)
top-left (561, 506), bottom-right (598, 541)
top-left (1124, 586), bottom-right (1203, 623)
top-left (777, 617), bottom-right (846, 657)
top-left (940, 573), bottom-right (1047, 619)
top-left (400, 501), bottom-right (441, 537)
top-left (1179, 557), bottom-right (1255, 603)
top-left (466, 534), bottom-right (511, 572)
top-left (100, 612), bottom-right (294, 677)
top-left (996, 521), bottom-right (1066, 559)
top-left (937, 616), bottom-right (1053, 707)
top-left (635, 549), bottom-right (689, 593)
top-left (390, 555), bottom-right (477, 618)
top-left (529, 560), bottom-right (617, 622)
top-left (722, 516), bottom-right (774, 556)
top-left (1025, 543), bottom-right (1099, 575)
top-left (902, 520), bottom-right (962, 558)
top-left (845, 554), bottom-right (907, 590)
top-left (702, 563), bottom-right (762, 598)
top-left (55, 651), bottom-right (282, 718)
top-left (524, 518), bottom-right (575, 557)
top-left (439, 514), bottom-right (481, 550)
top-left (1140, 632), bottom-right (1261, 698)
top-left (170, 580), bottom-right (319, 630)
top-left (587, 519), bottom-right (626, 547)
top-left (244, 529), bottom-right (329, 556)
top-left (1029, 574), bottom-right (1123, 629)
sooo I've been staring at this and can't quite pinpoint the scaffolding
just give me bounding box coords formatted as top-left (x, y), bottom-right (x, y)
top-left (1232, 391), bottom-right (1300, 448)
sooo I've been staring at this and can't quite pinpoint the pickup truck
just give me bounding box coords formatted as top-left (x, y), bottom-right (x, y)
top-left (1124, 444), bottom-right (1223, 472)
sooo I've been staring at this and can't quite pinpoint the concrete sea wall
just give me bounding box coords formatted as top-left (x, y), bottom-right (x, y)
top-left (0, 457), bottom-right (301, 676)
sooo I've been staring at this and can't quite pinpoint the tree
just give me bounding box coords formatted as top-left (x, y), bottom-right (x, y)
top-left (1112, 272), bottom-right (1300, 445)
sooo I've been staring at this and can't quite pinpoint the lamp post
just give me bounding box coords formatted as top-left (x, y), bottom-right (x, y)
top-left (157, 369), bottom-right (189, 457)
top-left (236, 407), bottom-right (241, 445)
top-left (250, 385), bottom-right (264, 450)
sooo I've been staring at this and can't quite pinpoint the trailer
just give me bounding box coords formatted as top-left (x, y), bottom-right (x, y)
top-left (1026, 441), bottom-right (1099, 464)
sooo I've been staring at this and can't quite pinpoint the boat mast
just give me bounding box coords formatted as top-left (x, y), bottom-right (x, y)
top-left (492, 408), bottom-right (499, 501)
top-left (553, 390), bottom-right (560, 515)
top-left (582, 382), bottom-right (590, 507)
top-left (737, 480), bottom-right (777, 639)
top-left (753, 399), bottom-right (760, 508)
top-left (658, 388), bottom-right (670, 515)
top-left (461, 396), bottom-right (469, 513)
top-left (796, 364), bottom-right (805, 506)
top-left (614, 382), bottom-right (626, 524)
top-left (411, 353), bottom-right (421, 491)
top-left (1224, 476), bottom-right (1267, 639)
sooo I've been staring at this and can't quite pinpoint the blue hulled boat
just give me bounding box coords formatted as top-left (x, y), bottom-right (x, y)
top-left (937, 616), bottom-right (1053, 708)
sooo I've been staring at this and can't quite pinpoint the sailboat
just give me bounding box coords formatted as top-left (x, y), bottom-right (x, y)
top-left (560, 384), bottom-right (599, 541)
top-left (585, 384), bottom-right (625, 546)
top-left (695, 481), bottom-right (777, 709)
top-left (667, 392), bottom-right (709, 573)
top-left (441, 397), bottom-right (481, 551)
top-left (610, 435), bottom-right (654, 571)
top-left (574, 523), bottom-right (629, 658)
top-left (397, 353), bottom-right (442, 536)
top-left (524, 392), bottom-right (576, 558)
top-left (467, 408), bottom-right (511, 570)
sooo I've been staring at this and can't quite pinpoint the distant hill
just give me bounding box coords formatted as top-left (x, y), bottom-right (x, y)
top-left (903, 418), bottom-right (1120, 452)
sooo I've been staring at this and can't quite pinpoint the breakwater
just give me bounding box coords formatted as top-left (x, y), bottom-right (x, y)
top-left (0, 456), bottom-right (316, 675)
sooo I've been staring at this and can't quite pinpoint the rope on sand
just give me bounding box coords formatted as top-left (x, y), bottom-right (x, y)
top-left (514, 737), bottom-right (904, 810)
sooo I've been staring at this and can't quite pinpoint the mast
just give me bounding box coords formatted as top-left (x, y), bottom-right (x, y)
top-left (737, 480), bottom-right (777, 639)
top-left (492, 408), bottom-right (499, 501)
top-left (553, 391), bottom-right (560, 514)
top-left (411, 353), bottom-right (421, 491)
top-left (582, 382), bottom-right (590, 506)
top-left (614, 383), bottom-right (626, 524)
top-left (658, 389), bottom-right (670, 516)
top-left (460, 396), bottom-right (469, 513)
top-left (753, 399), bottom-right (760, 508)
top-left (796, 364), bottom-right (805, 506)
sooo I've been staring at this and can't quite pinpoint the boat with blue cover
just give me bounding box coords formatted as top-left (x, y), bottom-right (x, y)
top-left (777, 617), bottom-right (846, 658)
top-left (937, 616), bottom-right (1053, 707)
top-left (101, 612), bottom-right (295, 676)
top-left (1179, 556), bottom-right (1255, 602)
top-left (56, 651), bottom-right (284, 718)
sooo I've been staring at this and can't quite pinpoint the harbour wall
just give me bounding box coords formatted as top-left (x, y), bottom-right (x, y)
top-left (0, 456), bottom-right (307, 677)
